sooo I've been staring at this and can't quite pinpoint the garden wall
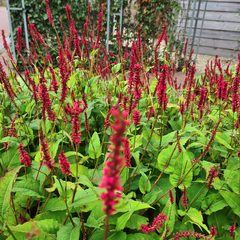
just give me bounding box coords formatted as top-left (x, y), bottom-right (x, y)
top-left (179, 0), bottom-right (240, 58)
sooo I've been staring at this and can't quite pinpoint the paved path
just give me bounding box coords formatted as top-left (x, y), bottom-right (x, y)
top-left (0, 7), bottom-right (9, 72)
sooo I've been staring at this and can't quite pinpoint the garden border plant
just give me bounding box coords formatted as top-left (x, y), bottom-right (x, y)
top-left (0, 1), bottom-right (239, 239)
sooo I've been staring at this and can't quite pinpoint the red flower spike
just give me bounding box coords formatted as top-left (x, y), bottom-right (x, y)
top-left (210, 226), bottom-right (217, 237)
top-left (169, 190), bottom-right (174, 204)
top-left (229, 225), bottom-right (236, 238)
top-left (140, 213), bottom-right (167, 234)
top-left (207, 166), bottom-right (218, 188)
top-left (94, 4), bottom-right (104, 49)
top-left (39, 132), bottom-right (55, 171)
top-left (59, 150), bottom-right (72, 176)
top-left (173, 230), bottom-right (212, 239)
top-left (157, 63), bottom-right (168, 110)
top-left (16, 27), bottom-right (22, 51)
top-left (99, 110), bottom-right (130, 215)
top-left (181, 186), bottom-right (188, 207)
top-left (18, 144), bottom-right (31, 167)
top-left (124, 138), bottom-right (131, 167)
top-left (132, 109), bottom-right (140, 126)
top-left (71, 100), bottom-right (84, 145)
top-left (44, 0), bottom-right (54, 25)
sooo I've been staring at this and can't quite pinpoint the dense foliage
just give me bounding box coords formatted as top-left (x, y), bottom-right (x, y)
top-left (9, 0), bottom-right (181, 68)
top-left (0, 2), bottom-right (240, 240)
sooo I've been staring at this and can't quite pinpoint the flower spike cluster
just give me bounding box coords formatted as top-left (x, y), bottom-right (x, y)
top-left (140, 213), bottom-right (167, 234)
top-left (99, 110), bottom-right (130, 215)
top-left (59, 150), bottom-right (72, 176)
top-left (39, 131), bottom-right (55, 171)
top-left (18, 144), bottom-right (31, 167)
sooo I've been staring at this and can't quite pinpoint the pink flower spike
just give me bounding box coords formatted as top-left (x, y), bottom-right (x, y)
top-left (59, 150), bottom-right (72, 176)
top-left (210, 226), bottom-right (217, 237)
top-left (132, 109), bottom-right (140, 126)
top-left (229, 225), bottom-right (236, 238)
top-left (18, 144), bottom-right (31, 167)
top-left (99, 110), bottom-right (130, 215)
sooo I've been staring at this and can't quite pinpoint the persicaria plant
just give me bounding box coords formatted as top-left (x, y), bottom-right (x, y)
top-left (0, 2), bottom-right (239, 240)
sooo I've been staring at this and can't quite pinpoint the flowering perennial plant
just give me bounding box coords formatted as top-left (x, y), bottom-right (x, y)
top-left (99, 110), bottom-right (130, 215)
top-left (0, 4), bottom-right (239, 240)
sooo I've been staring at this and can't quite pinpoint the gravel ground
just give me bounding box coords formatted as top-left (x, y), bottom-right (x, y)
top-left (193, 53), bottom-right (238, 73)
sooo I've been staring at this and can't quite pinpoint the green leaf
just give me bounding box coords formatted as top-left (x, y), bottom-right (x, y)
top-left (131, 151), bottom-right (140, 173)
top-left (207, 209), bottom-right (229, 237)
top-left (125, 215), bottom-right (148, 230)
top-left (158, 143), bottom-right (178, 173)
top-left (126, 233), bottom-right (155, 240)
top-left (162, 199), bottom-right (176, 235)
top-left (0, 166), bottom-right (22, 228)
top-left (187, 183), bottom-right (208, 210)
top-left (69, 164), bottom-right (88, 178)
top-left (2, 146), bottom-right (20, 170)
top-left (215, 135), bottom-right (234, 150)
top-left (57, 221), bottom-right (81, 240)
top-left (169, 147), bottom-right (193, 188)
top-left (201, 193), bottom-right (228, 215)
top-left (116, 212), bottom-right (131, 231)
top-left (111, 63), bottom-right (121, 73)
top-left (220, 190), bottom-right (240, 217)
top-left (0, 137), bottom-right (20, 145)
top-left (139, 172), bottom-right (151, 194)
top-left (89, 132), bottom-right (101, 159)
top-left (38, 219), bottom-right (61, 234)
top-left (179, 208), bottom-right (209, 233)
top-left (12, 179), bottom-right (44, 198)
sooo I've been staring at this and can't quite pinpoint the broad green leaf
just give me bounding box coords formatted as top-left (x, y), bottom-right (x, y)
top-left (0, 166), bottom-right (22, 227)
top-left (88, 132), bottom-right (101, 159)
top-left (70, 188), bottom-right (99, 208)
top-left (2, 146), bottom-right (20, 170)
top-left (0, 137), bottom-right (20, 145)
top-left (167, 103), bottom-right (180, 109)
top-left (220, 190), bottom-right (240, 217)
top-left (85, 215), bottom-right (99, 228)
top-left (157, 131), bottom-right (176, 149)
top-left (49, 139), bottom-right (62, 160)
top-left (34, 211), bottom-right (66, 224)
top-left (125, 215), bottom-right (148, 230)
top-left (139, 172), bottom-right (151, 194)
top-left (69, 164), bottom-right (88, 178)
top-left (142, 126), bottom-right (151, 141)
top-left (215, 135), bottom-right (234, 150)
top-left (126, 233), bottom-right (155, 240)
top-left (112, 63), bottom-right (121, 73)
top-left (57, 220), bottom-right (81, 240)
top-left (149, 77), bottom-right (157, 93)
top-left (117, 199), bottom-right (153, 213)
top-left (158, 143), bottom-right (179, 173)
top-left (42, 198), bottom-right (66, 212)
top-left (187, 183), bottom-right (208, 210)
top-left (179, 208), bottom-right (209, 233)
top-left (116, 212), bottom-right (131, 231)
top-left (169, 147), bottom-right (193, 188)
top-left (168, 120), bottom-right (181, 130)
top-left (131, 151), bottom-right (140, 173)
top-left (108, 232), bottom-right (127, 240)
top-left (162, 199), bottom-right (176, 235)
top-left (207, 209), bottom-right (229, 237)
top-left (201, 193), bottom-right (228, 215)
top-left (38, 219), bottom-right (60, 234)
top-left (12, 179), bottom-right (44, 198)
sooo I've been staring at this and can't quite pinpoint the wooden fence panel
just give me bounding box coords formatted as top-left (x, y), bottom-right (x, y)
top-left (178, 0), bottom-right (240, 58)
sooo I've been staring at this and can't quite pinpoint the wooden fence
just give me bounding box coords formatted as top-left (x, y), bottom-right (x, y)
top-left (178, 0), bottom-right (240, 58)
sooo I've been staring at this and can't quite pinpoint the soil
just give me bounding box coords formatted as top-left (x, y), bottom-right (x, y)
top-left (193, 53), bottom-right (238, 73)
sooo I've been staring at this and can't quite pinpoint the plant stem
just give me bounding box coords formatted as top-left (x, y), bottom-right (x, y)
top-left (103, 214), bottom-right (110, 240)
